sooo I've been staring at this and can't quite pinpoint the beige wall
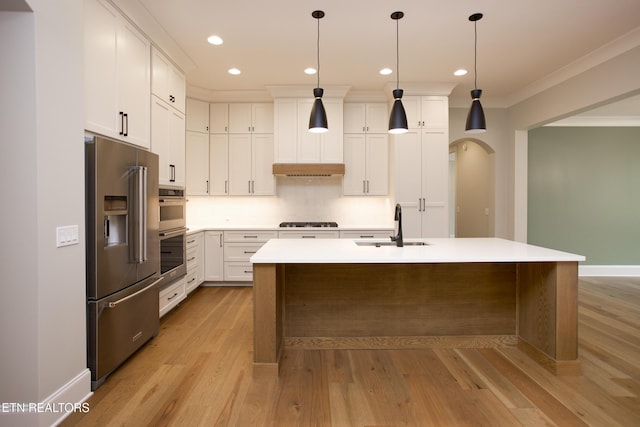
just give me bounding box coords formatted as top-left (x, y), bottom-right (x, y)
top-left (1, 1), bottom-right (88, 425)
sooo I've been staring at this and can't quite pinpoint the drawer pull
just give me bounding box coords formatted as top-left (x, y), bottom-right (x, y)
top-left (187, 256), bottom-right (196, 262)
top-left (167, 292), bottom-right (179, 301)
top-left (243, 250), bottom-right (257, 254)
top-left (243, 235), bottom-right (258, 239)
top-left (187, 277), bottom-right (196, 284)
top-left (301, 235), bottom-right (316, 238)
top-left (244, 270), bottom-right (253, 274)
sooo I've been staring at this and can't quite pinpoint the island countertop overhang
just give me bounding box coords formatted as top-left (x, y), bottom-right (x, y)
top-left (250, 237), bottom-right (586, 264)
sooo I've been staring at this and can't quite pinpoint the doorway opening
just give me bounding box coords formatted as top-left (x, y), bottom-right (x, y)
top-left (449, 139), bottom-right (495, 237)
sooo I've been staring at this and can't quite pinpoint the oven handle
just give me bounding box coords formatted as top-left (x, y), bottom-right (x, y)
top-left (106, 276), bottom-right (164, 309)
top-left (159, 227), bottom-right (188, 238)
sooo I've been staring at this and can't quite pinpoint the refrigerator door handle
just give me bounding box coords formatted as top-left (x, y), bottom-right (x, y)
top-left (130, 166), bottom-right (148, 263)
top-left (106, 276), bottom-right (164, 309)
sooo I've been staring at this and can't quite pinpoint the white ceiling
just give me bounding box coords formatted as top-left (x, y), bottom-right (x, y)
top-left (133, 0), bottom-right (640, 108)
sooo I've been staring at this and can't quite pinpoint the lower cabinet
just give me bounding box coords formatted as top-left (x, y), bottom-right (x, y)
top-left (278, 230), bottom-right (340, 239)
top-left (339, 230), bottom-right (394, 239)
top-left (186, 231), bottom-right (204, 294)
top-left (223, 230), bottom-right (278, 282)
top-left (159, 276), bottom-right (186, 318)
top-left (204, 231), bottom-right (224, 281)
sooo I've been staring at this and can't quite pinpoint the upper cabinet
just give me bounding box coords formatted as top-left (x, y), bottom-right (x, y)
top-left (210, 103), bottom-right (274, 134)
top-left (151, 47), bottom-right (186, 113)
top-left (186, 98), bottom-right (210, 133)
top-left (150, 47), bottom-right (186, 187)
top-left (344, 103), bottom-right (388, 134)
top-left (274, 98), bottom-right (343, 163)
top-left (84, 0), bottom-right (150, 148)
top-left (403, 96), bottom-right (449, 130)
top-left (229, 103), bottom-right (274, 134)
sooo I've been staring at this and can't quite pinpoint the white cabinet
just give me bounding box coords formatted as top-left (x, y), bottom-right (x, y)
top-left (186, 98), bottom-right (210, 133)
top-left (278, 230), bottom-right (340, 239)
top-left (151, 47), bottom-right (185, 113)
top-left (223, 231), bottom-right (277, 282)
top-left (209, 103), bottom-right (230, 133)
top-left (228, 103), bottom-right (274, 134)
top-left (151, 95), bottom-right (185, 187)
top-left (204, 231), bottom-right (224, 281)
top-left (185, 131), bottom-right (210, 195)
top-left (159, 276), bottom-right (186, 317)
top-left (339, 230), bottom-right (394, 239)
top-left (228, 134), bottom-right (274, 196)
top-left (343, 103), bottom-right (388, 133)
top-left (394, 129), bottom-right (449, 238)
top-left (402, 96), bottom-right (449, 130)
top-left (84, 0), bottom-right (150, 148)
top-left (274, 98), bottom-right (344, 163)
top-left (210, 103), bottom-right (273, 134)
top-left (210, 134), bottom-right (230, 195)
top-left (186, 231), bottom-right (204, 294)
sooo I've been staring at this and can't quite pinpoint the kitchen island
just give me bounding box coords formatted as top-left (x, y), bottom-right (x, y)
top-left (250, 238), bottom-right (585, 377)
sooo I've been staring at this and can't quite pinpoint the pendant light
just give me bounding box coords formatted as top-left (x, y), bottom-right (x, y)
top-left (465, 12), bottom-right (487, 133)
top-left (309, 10), bottom-right (328, 133)
top-left (388, 11), bottom-right (408, 134)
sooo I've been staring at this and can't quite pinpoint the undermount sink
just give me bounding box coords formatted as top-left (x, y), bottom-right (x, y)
top-left (355, 241), bottom-right (429, 247)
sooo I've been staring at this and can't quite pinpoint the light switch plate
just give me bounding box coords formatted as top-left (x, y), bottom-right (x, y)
top-left (56, 225), bottom-right (79, 248)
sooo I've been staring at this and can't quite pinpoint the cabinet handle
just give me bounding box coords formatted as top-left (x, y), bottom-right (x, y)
top-left (206, 180), bottom-right (209, 194)
top-left (363, 180), bottom-right (366, 194)
top-left (366, 180), bottom-right (370, 194)
top-left (360, 235), bottom-right (374, 238)
top-left (244, 270), bottom-right (253, 274)
top-left (243, 235), bottom-right (258, 239)
top-left (187, 277), bottom-right (196, 284)
top-left (243, 250), bottom-right (257, 254)
top-left (301, 235), bottom-right (316, 239)
top-left (167, 292), bottom-right (179, 301)
top-left (219, 233), bottom-right (223, 247)
top-left (187, 239), bottom-right (196, 244)
top-left (251, 180), bottom-right (255, 194)
top-left (206, 126), bottom-right (209, 131)
top-left (187, 256), bottom-right (196, 262)
top-left (170, 164), bottom-right (176, 182)
top-left (123, 113), bottom-right (129, 136)
top-left (225, 180), bottom-right (228, 194)
top-left (119, 112), bottom-right (124, 135)
top-left (248, 181), bottom-right (251, 193)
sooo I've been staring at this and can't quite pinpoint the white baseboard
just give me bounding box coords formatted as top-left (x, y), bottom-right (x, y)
top-left (579, 265), bottom-right (640, 277)
top-left (46, 369), bottom-right (92, 427)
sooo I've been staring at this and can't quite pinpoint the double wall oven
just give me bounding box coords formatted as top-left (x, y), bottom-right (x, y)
top-left (159, 187), bottom-right (187, 283)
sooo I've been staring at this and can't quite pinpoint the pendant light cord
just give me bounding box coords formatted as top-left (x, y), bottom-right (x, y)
top-left (395, 17), bottom-right (400, 91)
top-left (316, 16), bottom-right (320, 89)
top-left (473, 19), bottom-right (478, 90)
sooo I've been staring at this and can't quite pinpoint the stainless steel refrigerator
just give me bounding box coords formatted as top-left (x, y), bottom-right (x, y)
top-left (85, 135), bottom-right (162, 390)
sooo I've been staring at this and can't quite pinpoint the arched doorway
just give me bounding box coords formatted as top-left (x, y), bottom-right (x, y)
top-left (449, 139), bottom-right (495, 237)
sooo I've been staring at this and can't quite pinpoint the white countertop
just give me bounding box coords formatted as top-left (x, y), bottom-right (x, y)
top-left (250, 238), bottom-right (585, 264)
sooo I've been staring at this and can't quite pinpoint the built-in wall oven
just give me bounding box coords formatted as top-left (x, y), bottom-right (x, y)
top-left (159, 187), bottom-right (187, 283)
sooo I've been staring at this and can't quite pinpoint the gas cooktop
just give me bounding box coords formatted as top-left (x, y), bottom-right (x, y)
top-left (279, 221), bottom-right (338, 228)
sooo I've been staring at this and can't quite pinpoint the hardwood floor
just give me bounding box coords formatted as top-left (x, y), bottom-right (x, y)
top-left (62, 277), bottom-right (640, 426)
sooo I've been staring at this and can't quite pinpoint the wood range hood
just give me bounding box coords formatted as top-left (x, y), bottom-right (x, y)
top-left (272, 163), bottom-right (345, 177)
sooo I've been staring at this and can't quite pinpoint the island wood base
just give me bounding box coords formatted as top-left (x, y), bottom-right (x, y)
top-left (253, 261), bottom-right (580, 377)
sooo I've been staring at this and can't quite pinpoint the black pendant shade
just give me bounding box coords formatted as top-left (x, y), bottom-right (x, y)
top-left (388, 89), bottom-right (408, 134)
top-left (465, 89), bottom-right (486, 133)
top-left (465, 12), bottom-right (487, 133)
top-left (309, 10), bottom-right (328, 133)
top-left (309, 87), bottom-right (328, 133)
top-left (388, 11), bottom-right (408, 134)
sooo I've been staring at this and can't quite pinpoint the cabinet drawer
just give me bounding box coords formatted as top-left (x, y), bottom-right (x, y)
top-left (159, 277), bottom-right (186, 317)
top-left (224, 243), bottom-right (262, 262)
top-left (186, 234), bottom-right (200, 249)
top-left (224, 230), bottom-right (278, 243)
top-left (278, 230), bottom-right (339, 239)
top-left (224, 262), bottom-right (254, 281)
top-left (186, 245), bottom-right (198, 268)
top-left (339, 230), bottom-right (393, 239)
top-left (185, 270), bottom-right (199, 294)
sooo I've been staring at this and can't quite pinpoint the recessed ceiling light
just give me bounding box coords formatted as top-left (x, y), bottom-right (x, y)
top-left (228, 68), bottom-right (241, 75)
top-left (454, 69), bottom-right (468, 76)
top-left (304, 67), bottom-right (317, 75)
top-left (207, 35), bottom-right (223, 45)
top-left (380, 68), bottom-right (393, 75)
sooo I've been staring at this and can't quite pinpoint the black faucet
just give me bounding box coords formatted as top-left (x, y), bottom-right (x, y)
top-left (391, 203), bottom-right (403, 247)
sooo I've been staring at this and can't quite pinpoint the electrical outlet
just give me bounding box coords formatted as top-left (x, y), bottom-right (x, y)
top-left (56, 225), bottom-right (79, 248)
